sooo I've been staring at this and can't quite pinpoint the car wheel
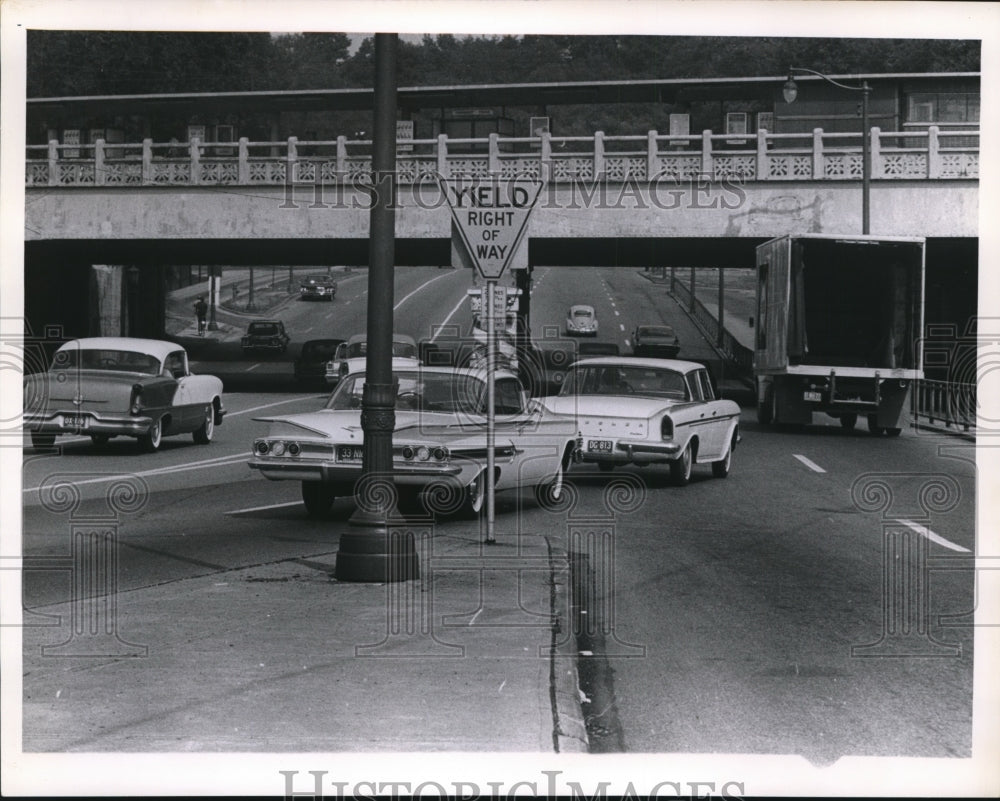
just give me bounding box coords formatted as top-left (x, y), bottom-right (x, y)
top-left (193, 404), bottom-right (215, 444)
top-left (138, 418), bottom-right (162, 452)
top-left (840, 413), bottom-right (858, 430)
top-left (459, 471), bottom-right (485, 518)
top-left (90, 434), bottom-right (110, 447)
top-left (534, 459), bottom-right (565, 508)
top-left (30, 432), bottom-right (55, 448)
top-left (669, 441), bottom-right (693, 486)
top-left (712, 434), bottom-right (735, 478)
top-left (867, 414), bottom-right (885, 436)
top-left (301, 481), bottom-right (335, 518)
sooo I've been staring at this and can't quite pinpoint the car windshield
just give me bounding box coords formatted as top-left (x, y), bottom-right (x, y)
top-left (304, 276), bottom-right (328, 284)
top-left (301, 342), bottom-right (340, 360)
top-left (573, 309), bottom-right (594, 318)
top-left (327, 371), bottom-right (524, 415)
top-left (249, 323), bottom-right (278, 335)
top-left (560, 364), bottom-right (689, 400)
top-left (51, 348), bottom-right (161, 375)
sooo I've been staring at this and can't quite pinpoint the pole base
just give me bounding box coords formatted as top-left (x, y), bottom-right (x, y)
top-left (335, 512), bottom-right (419, 582)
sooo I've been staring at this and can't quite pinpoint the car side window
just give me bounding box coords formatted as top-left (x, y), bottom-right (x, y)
top-left (164, 352), bottom-right (187, 379)
top-left (697, 370), bottom-right (715, 400)
top-left (686, 373), bottom-right (704, 401)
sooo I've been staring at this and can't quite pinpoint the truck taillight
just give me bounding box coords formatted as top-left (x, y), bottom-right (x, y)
top-left (129, 384), bottom-right (142, 414)
top-left (661, 417), bottom-right (674, 440)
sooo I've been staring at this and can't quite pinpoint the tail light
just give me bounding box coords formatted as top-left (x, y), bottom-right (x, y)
top-left (129, 384), bottom-right (143, 414)
top-left (660, 416), bottom-right (674, 440)
top-left (255, 440), bottom-right (270, 455)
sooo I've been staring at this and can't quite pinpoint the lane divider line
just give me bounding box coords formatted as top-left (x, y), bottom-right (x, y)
top-left (226, 500), bottom-right (304, 515)
top-left (430, 293), bottom-right (470, 342)
top-left (896, 518), bottom-right (970, 553)
top-left (793, 454), bottom-right (826, 473)
top-left (23, 453), bottom-right (251, 494)
top-left (394, 270), bottom-right (455, 311)
top-left (230, 396), bottom-right (326, 417)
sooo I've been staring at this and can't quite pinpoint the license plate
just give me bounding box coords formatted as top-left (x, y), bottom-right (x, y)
top-left (62, 415), bottom-right (87, 429)
top-left (336, 445), bottom-right (364, 462)
top-left (803, 391), bottom-right (822, 402)
top-left (587, 439), bottom-right (613, 453)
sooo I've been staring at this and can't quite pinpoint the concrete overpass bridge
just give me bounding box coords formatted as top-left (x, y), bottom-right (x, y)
top-left (24, 126), bottom-right (979, 341)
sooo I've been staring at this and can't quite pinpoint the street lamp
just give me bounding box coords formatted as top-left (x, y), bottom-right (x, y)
top-left (783, 66), bottom-right (872, 234)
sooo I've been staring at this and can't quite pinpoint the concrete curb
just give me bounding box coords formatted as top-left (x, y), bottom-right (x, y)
top-left (546, 538), bottom-right (589, 753)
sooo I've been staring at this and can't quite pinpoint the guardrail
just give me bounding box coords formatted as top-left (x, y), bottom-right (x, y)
top-left (25, 126), bottom-right (979, 188)
top-left (668, 280), bottom-right (755, 385)
top-left (911, 378), bottom-right (977, 434)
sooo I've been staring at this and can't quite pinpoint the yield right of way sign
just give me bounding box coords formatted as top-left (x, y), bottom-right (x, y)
top-left (440, 178), bottom-right (544, 279)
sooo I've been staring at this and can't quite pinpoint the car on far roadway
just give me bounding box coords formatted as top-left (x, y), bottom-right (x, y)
top-left (632, 324), bottom-right (681, 358)
top-left (23, 337), bottom-right (225, 452)
top-left (242, 320), bottom-right (290, 353)
top-left (250, 364), bottom-right (579, 518)
top-left (566, 304), bottom-right (599, 337)
top-left (294, 338), bottom-right (345, 387)
top-left (324, 333), bottom-right (419, 386)
top-left (299, 274), bottom-right (337, 301)
top-left (537, 356), bottom-right (740, 485)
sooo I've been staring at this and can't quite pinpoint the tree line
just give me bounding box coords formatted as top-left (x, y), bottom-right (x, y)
top-left (27, 31), bottom-right (979, 98)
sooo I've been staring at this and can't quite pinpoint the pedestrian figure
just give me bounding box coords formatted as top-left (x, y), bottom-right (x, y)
top-left (194, 296), bottom-right (208, 335)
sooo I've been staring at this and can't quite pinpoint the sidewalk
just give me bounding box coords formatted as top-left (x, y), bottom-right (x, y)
top-left (20, 521), bottom-right (587, 754)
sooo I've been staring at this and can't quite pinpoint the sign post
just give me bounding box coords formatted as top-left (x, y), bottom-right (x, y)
top-left (440, 178), bottom-right (543, 544)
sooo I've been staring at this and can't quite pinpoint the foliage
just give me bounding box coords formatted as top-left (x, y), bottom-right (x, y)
top-left (27, 32), bottom-right (980, 98)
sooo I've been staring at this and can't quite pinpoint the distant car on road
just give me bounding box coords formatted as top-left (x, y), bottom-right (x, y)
top-left (299, 274), bottom-right (337, 301)
top-left (578, 341), bottom-right (621, 357)
top-left (294, 338), bottom-right (345, 386)
top-left (538, 356), bottom-right (739, 485)
top-left (250, 365), bottom-right (579, 518)
top-left (23, 337), bottom-right (225, 452)
top-left (242, 320), bottom-right (290, 353)
top-left (565, 304), bottom-right (599, 336)
top-left (324, 333), bottom-right (419, 386)
top-left (632, 324), bottom-right (680, 358)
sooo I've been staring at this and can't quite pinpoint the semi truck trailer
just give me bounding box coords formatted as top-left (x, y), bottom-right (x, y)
top-left (754, 234), bottom-right (925, 435)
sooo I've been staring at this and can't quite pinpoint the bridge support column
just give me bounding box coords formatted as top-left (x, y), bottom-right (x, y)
top-left (91, 265), bottom-right (124, 336)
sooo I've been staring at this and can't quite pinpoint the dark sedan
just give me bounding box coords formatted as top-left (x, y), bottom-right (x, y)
top-left (294, 338), bottom-right (344, 386)
top-left (632, 324), bottom-right (680, 358)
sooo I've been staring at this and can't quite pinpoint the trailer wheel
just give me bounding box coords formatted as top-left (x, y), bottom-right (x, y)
top-left (839, 413), bottom-right (858, 430)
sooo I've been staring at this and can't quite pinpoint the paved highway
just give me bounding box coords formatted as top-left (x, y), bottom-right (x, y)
top-left (21, 266), bottom-right (975, 760)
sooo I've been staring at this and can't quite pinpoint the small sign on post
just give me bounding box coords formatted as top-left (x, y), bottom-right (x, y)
top-left (440, 177), bottom-right (543, 543)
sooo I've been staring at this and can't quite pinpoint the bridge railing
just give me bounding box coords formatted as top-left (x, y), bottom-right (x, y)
top-left (25, 126), bottom-right (979, 188)
top-left (910, 378), bottom-right (977, 434)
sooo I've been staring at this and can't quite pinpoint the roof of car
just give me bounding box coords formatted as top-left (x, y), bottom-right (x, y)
top-left (569, 305), bottom-right (596, 314)
top-left (249, 319), bottom-right (283, 326)
top-left (637, 325), bottom-right (676, 335)
top-left (571, 356), bottom-right (705, 372)
top-left (56, 337), bottom-right (181, 361)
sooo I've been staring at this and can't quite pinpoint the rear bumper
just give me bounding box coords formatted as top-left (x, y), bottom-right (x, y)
top-left (248, 458), bottom-right (464, 484)
top-left (579, 439), bottom-right (682, 464)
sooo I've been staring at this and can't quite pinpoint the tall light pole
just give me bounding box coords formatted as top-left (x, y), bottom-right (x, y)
top-left (783, 67), bottom-right (872, 234)
top-left (334, 33), bottom-right (418, 583)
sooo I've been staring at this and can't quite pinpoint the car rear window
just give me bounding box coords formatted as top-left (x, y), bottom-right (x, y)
top-left (249, 323), bottom-right (278, 335)
top-left (52, 348), bottom-right (160, 375)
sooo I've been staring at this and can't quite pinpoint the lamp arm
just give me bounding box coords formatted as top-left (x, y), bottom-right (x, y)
top-left (788, 66), bottom-right (869, 94)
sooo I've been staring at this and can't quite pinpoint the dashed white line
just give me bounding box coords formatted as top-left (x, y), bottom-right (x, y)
top-left (245, 363), bottom-right (261, 372)
top-left (230, 397), bottom-right (325, 417)
top-left (896, 519), bottom-right (970, 553)
top-left (614, 310), bottom-right (620, 316)
top-left (619, 323), bottom-right (625, 331)
top-left (793, 454), bottom-right (826, 473)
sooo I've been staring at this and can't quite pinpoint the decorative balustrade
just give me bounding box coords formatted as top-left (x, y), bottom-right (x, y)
top-left (25, 126), bottom-right (979, 188)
